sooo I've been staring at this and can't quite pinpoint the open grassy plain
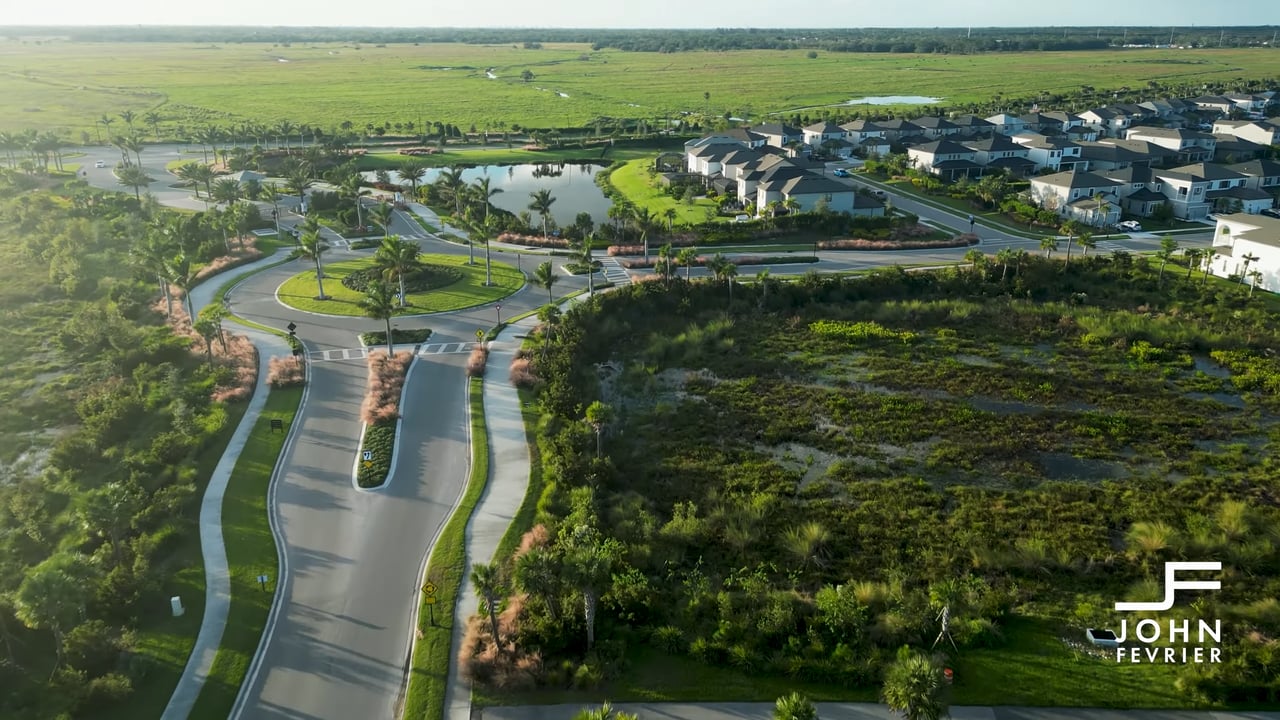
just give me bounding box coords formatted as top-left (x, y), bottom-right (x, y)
top-left (1, 41), bottom-right (1278, 135)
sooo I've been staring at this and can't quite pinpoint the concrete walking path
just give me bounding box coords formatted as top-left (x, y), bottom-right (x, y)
top-left (406, 202), bottom-right (559, 254)
top-left (481, 701), bottom-right (1280, 720)
top-left (445, 311), bottom-right (543, 720)
top-left (159, 327), bottom-right (293, 720)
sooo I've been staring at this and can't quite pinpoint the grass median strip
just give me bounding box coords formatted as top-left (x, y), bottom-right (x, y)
top-left (188, 386), bottom-right (303, 720)
top-left (403, 376), bottom-right (488, 720)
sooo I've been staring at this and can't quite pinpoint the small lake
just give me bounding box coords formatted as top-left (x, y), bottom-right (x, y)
top-left (363, 163), bottom-right (612, 227)
top-left (844, 95), bottom-right (942, 105)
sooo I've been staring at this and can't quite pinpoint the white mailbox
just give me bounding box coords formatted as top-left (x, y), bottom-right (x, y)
top-left (171, 596), bottom-right (185, 617)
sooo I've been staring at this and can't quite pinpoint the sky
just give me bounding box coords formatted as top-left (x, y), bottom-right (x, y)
top-left (2, 0), bottom-right (1279, 29)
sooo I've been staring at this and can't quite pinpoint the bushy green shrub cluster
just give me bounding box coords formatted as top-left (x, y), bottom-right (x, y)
top-left (808, 319), bottom-right (917, 343)
top-left (340, 264), bottom-right (462, 294)
top-left (360, 328), bottom-right (433, 346)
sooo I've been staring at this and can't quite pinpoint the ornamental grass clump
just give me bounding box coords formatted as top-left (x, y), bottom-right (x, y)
top-left (361, 350), bottom-right (414, 425)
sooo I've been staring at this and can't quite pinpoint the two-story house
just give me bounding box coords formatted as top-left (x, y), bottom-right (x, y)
top-left (1077, 107), bottom-right (1133, 138)
top-left (1012, 134), bottom-right (1086, 173)
top-left (1228, 159), bottom-right (1280, 194)
top-left (1097, 167), bottom-right (1169, 218)
top-left (984, 113), bottom-right (1028, 136)
top-left (875, 118), bottom-right (924, 143)
top-left (1212, 120), bottom-right (1280, 147)
top-left (1191, 95), bottom-right (1237, 115)
top-left (962, 134), bottom-right (1035, 176)
top-left (802, 121), bottom-right (847, 151)
top-left (1123, 127), bottom-right (1216, 164)
top-left (750, 123), bottom-right (804, 151)
top-left (906, 139), bottom-right (983, 180)
top-left (1150, 163), bottom-right (1258, 219)
top-left (912, 116), bottom-right (962, 139)
top-left (949, 115), bottom-right (995, 135)
top-left (839, 119), bottom-right (886, 144)
top-left (1208, 213), bottom-right (1280, 292)
top-left (1028, 169), bottom-right (1122, 226)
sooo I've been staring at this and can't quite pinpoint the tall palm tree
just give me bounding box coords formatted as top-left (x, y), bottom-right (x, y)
top-left (963, 248), bottom-right (985, 275)
top-left (121, 135), bottom-right (144, 166)
top-left (298, 217), bottom-right (328, 299)
top-left (276, 120), bottom-right (296, 153)
top-left (631, 205), bottom-right (655, 261)
top-left (98, 114), bottom-right (115, 144)
top-left (472, 175), bottom-right (503, 221)
top-left (211, 177), bottom-right (243, 207)
top-left (359, 279), bottom-right (397, 355)
top-left (339, 173), bottom-right (370, 228)
top-left (1039, 236), bottom-right (1058, 258)
top-left (1182, 248), bottom-right (1203, 282)
top-left (533, 260), bottom-right (558, 304)
top-left (882, 647), bottom-right (949, 720)
top-left (1077, 231), bottom-right (1096, 257)
top-left (398, 160), bottom-right (427, 197)
top-left (1156, 235), bottom-right (1180, 284)
top-left (165, 253), bottom-right (197, 322)
top-left (469, 215), bottom-right (500, 287)
top-left (470, 562), bottom-right (505, 654)
top-left (1240, 252), bottom-right (1260, 285)
top-left (585, 400), bottom-right (613, 458)
top-left (132, 232), bottom-right (178, 317)
top-left (375, 236), bottom-right (421, 307)
top-left (286, 166), bottom-right (313, 206)
top-left (528, 188), bottom-right (556, 240)
top-left (677, 246), bottom-right (699, 280)
top-left (437, 166), bottom-right (467, 217)
top-left (663, 206), bottom-right (677, 232)
top-left (116, 165), bottom-right (154, 202)
top-left (264, 183), bottom-right (285, 236)
top-left (144, 111), bottom-right (161, 139)
top-left (1247, 269), bottom-right (1264, 298)
top-left (371, 202), bottom-right (394, 237)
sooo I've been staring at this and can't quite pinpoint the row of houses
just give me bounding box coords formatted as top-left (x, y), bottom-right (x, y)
top-left (684, 134), bottom-right (884, 217)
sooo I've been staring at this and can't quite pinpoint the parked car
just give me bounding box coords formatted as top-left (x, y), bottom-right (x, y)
top-left (94, 160), bottom-right (106, 168)
top-left (1260, 208), bottom-right (1280, 219)
top-left (1117, 220), bottom-right (1142, 232)
top-left (832, 168), bottom-right (850, 177)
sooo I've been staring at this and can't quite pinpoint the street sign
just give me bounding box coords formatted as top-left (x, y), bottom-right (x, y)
top-left (287, 322), bottom-right (297, 333)
top-left (423, 581), bottom-right (437, 595)
top-left (363, 450), bottom-right (373, 461)
top-left (423, 596), bottom-right (438, 604)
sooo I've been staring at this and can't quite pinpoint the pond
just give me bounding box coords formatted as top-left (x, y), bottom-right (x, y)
top-left (844, 95), bottom-right (943, 105)
top-left (363, 163), bottom-right (612, 227)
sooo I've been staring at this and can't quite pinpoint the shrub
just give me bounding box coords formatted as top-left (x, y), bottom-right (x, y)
top-left (496, 232), bottom-right (571, 249)
top-left (341, 264), bottom-right (461, 294)
top-left (466, 344), bottom-right (489, 377)
top-left (816, 234), bottom-right (978, 251)
top-left (509, 356), bottom-right (539, 388)
top-left (360, 328), bottom-right (433, 346)
top-left (809, 319), bottom-right (917, 343)
top-left (267, 356), bottom-right (306, 388)
top-left (356, 421), bottom-right (395, 488)
top-left (651, 625), bottom-right (686, 654)
top-left (618, 255), bottom-right (817, 269)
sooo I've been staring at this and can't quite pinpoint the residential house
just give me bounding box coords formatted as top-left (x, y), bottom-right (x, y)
top-left (737, 155), bottom-right (807, 204)
top-left (750, 123), bottom-right (804, 150)
top-left (1043, 110), bottom-right (1085, 131)
top-left (802, 121), bottom-right (847, 150)
top-left (1123, 127), bottom-right (1216, 163)
top-left (686, 141), bottom-right (742, 177)
top-left (906, 139), bottom-right (983, 180)
top-left (717, 127), bottom-right (768, 148)
top-left (1076, 140), bottom-right (1157, 171)
top-left (962, 135), bottom-right (1036, 177)
top-left (757, 172), bottom-right (856, 214)
top-left (1028, 169), bottom-right (1122, 226)
top-left (718, 148), bottom-right (769, 182)
top-left (1065, 125), bottom-right (1100, 142)
top-left (1226, 93), bottom-right (1269, 114)
top-left (849, 193), bottom-right (887, 218)
top-left (984, 113), bottom-right (1028, 136)
top-left (949, 115), bottom-right (995, 135)
top-left (875, 119), bottom-right (924, 143)
top-left (1207, 213), bottom-right (1280, 292)
top-left (912, 116), bottom-right (962, 139)
top-left (1150, 162), bottom-right (1258, 219)
top-left (1212, 120), bottom-right (1280, 147)
top-left (856, 136), bottom-right (892, 158)
top-left (1228, 159), bottom-right (1280, 193)
top-left (839, 119), bottom-right (887, 144)
top-left (1018, 113), bottom-right (1061, 134)
top-left (1191, 95), bottom-right (1237, 115)
top-left (1077, 107), bottom-right (1134, 138)
top-left (1138, 98), bottom-right (1191, 119)
top-left (1012, 134), bottom-right (1086, 173)
top-left (1213, 135), bottom-right (1267, 163)
top-left (1096, 167), bottom-right (1169, 218)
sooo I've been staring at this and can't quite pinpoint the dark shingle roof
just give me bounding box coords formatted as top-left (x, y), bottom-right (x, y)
top-left (1228, 159), bottom-right (1280, 178)
top-left (1033, 169), bottom-right (1122, 190)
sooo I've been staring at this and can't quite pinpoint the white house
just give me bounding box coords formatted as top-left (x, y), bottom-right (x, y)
top-left (962, 135), bottom-right (1035, 176)
top-left (1212, 120), bottom-right (1280, 147)
top-left (802, 121), bottom-right (847, 150)
top-left (1028, 169), bottom-right (1122, 226)
top-left (1012, 134), bottom-right (1085, 173)
top-left (984, 113), bottom-right (1028, 136)
top-left (1153, 163), bottom-right (1272, 218)
top-left (1208, 213), bottom-right (1280, 293)
top-left (755, 172), bottom-right (855, 214)
top-left (1229, 159), bottom-right (1280, 193)
top-left (750, 123), bottom-right (804, 150)
top-left (1077, 107), bottom-right (1133, 138)
top-left (907, 139), bottom-right (982, 180)
top-left (1124, 127), bottom-right (1216, 164)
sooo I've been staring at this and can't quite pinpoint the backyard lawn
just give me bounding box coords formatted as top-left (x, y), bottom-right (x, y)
top-left (609, 159), bottom-right (724, 225)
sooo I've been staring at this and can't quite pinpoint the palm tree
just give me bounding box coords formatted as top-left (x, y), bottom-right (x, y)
top-left (371, 202), bottom-right (394, 237)
top-left (264, 183), bottom-right (285, 237)
top-left (437, 166), bottom-right (467, 217)
top-left (678, 246), bottom-right (699, 280)
top-left (98, 114), bottom-right (115, 144)
top-left (585, 400), bottom-right (613, 458)
top-left (339, 173), bottom-right (370, 228)
top-left (298, 218), bottom-right (328, 299)
top-left (533, 260), bottom-right (558, 304)
top-left (773, 693), bottom-right (817, 720)
top-left (165, 253), bottom-right (197, 322)
top-left (656, 243), bottom-right (674, 285)
top-left (963, 248), bottom-right (985, 276)
top-left (1247, 269), bottom-right (1264, 298)
top-left (528, 188), bottom-right (556, 240)
top-left (1149, 234), bottom-right (1178, 284)
top-left (1077, 231), bottom-right (1096, 257)
top-left (995, 248), bottom-right (1014, 282)
top-left (537, 304), bottom-right (562, 361)
top-left (359, 280), bottom-right (397, 355)
top-left (144, 111), bottom-right (162, 139)
top-left (470, 562), bottom-right (505, 654)
top-left (709, 254), bottom-right (738, 304)
top-left (285, 165), bottom-right (313, 206)
top-left (175, 162), bottom-right (205, 198)
top-left (1240, 252), bottom-right (1260, 285)
top-left (663, 206), bottom-right (677, 232)
top-left (631, 206), bottom-right (655, 261)
top-left (375, 236), bottom-right (421, 307)
top-left (132, 232), bottom-right (177, 317)
top-left (782, 197), bottom-right (800, 217)
top-left (121, 135), bottom-right (144, 166)
top-left (276, 120), bottom-right (296, 153)
top-left (211, 177), bottom-right (243, 207)
top-left (1039, 236), bottom-right (1058, 258)
top-left (1093, 191), bottom-right (1108, 228)
top-left (469, 215), bottom-right (500, 287)
top-left (882, 647), bottom-right (949, 720)
top-left (1182, 248), bottom-right (1203, 282)
top-left (116, 165), bottom-right (154, 202)
top-left (399, 160), bottom-right (427, 197)
top-left (472, 175), bottom-right (503, 221)
top-left (1204, 252), bottom-right (1220, 286)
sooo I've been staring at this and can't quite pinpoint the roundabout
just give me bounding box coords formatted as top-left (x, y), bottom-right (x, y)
top-left (274, 252), bottom-right (524, 316)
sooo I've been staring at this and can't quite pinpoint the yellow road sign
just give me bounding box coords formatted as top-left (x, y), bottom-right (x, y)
top-left (424, 596), bottom-right (438, 604)
top-left (423, 581), bottom-right (437, 595)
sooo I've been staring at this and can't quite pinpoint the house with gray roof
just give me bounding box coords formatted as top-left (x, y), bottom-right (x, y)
top-left (906, 139), bottom-right (983, 181)
top-left (962, 135), bottom-right (1035, 176)
top-left (1124, 127), bottom-right (1216, 163)
top-left (1028, 169), bottom-right (1122, 226)
top-left (1212, 120), bottom-right (1279, 148)
top-left (1208, 213), bottom-right (1280, 292)
top-left (1151, 162), bottom-right (1270, 219)
top-left (1228, 159), bottom-right (1280, 194)
top-left (750, 123), bottom-right (804, 150)
top-left (802, 121), bottom-right (847, 150)
top-left (912, 116), bottom-right (962, 139)
top-left (1011, 134), bottom-right (1086, 173)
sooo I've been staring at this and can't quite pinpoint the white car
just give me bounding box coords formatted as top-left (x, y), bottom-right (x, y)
top-left (94, 160), bottom-right (106, 168)
top-left (1117, 220), bottom-right (1142, 232)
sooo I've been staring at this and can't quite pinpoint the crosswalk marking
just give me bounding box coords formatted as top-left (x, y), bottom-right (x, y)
top-left (597, 255), bottom-right (632, 285)
top-left (306, 342), bottom-right (474, 363)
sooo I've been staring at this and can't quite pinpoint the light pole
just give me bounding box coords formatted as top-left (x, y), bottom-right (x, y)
top-left (496, 304), bottom-right (502, 326)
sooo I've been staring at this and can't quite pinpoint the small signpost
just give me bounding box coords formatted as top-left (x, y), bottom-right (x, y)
top-left (257, 574), bottom-right (270, 591)
top-left (363, 450), bottom-right (373, 461)
top-left (270, 418), bottom-right (284, 433)
top-left (422, 581), bottom-right (438, 626)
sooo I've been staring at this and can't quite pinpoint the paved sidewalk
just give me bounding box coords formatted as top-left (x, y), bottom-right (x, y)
top-left (189, 249), bottom-right (297, 316)
top-left (159, 327), bottom-right (293, 720)
top-left (482, 701), bottom-right (1280, 720)
top-left (445, 311), bottom-right (544, 720)
top-left (408, 202), bottom-right (472, 240)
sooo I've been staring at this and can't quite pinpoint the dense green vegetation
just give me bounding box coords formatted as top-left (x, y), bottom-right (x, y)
top-left (472, 254), bottom-right (1280, 709)
top-left (0, 172), bottom-right (264, 718)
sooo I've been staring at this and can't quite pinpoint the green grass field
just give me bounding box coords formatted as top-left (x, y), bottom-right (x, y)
top-left (609, 159), bottom-right (723, 225)
top-left (3, 41), bottom-right (1279, 135)
top-left (276, 253), bottom-right (522, 316)
top-left (189, 385), bottom-right (302, 720)
top-left (358, 146), bottom-right (656, 170)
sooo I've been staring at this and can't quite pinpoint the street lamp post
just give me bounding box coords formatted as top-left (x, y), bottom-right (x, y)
top-left (496, 304), bottom-right (502, 326)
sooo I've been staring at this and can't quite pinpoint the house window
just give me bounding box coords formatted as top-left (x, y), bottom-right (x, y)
top-left (1178, 187), bottom-right (1188, 198)
top-left (1193, 187), bottom-right (1203, 196)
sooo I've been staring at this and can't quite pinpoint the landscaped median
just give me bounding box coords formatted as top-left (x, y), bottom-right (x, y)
top-left (356, 350), bottom-right (415, 489)
top-left (188, 384), bottom-right (304, 720)
top-left (276, 253), bottom-right (522, 316)
top-left (402, 376), bottom-right (488, 720)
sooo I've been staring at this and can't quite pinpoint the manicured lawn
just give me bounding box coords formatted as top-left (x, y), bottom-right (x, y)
top-left (403, 377), bottom-right (488, 720)
top-left (276, 253), bottom-right (522, 316)
top-left (609, 159), bottom-right (724, 225)
top-left (188, 386), bottom-right (303, 720)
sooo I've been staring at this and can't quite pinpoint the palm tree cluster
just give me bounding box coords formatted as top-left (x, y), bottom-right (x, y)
top-left (0, 129), bottom-right (71, 173)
